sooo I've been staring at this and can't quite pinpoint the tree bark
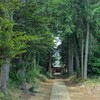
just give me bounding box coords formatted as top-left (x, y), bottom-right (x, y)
top-left (70, 44), bottom-right (74, 75)
top-left (75, 50), bottom-right (80, 77)
top-left (68, 43), bottom-right (71, 75)
top-left (0, 58), bottom-right (10, 92)
top-left (81, 38), bottom-right (84, 79)
top-left (84, 22), bottom-right (90, 80)
top-left (48, 51), bottom-right (52, 74)
top-left (33, 51), bottom-right (36, 69)
top-left (20, 68), bottom-right (29, 93)
top-left (0, 0), bottom-right (13, 92)
top-left (18, 56), bottom-right (29, 93)
top-left (89, 32), bottom-right (93, 55)
top-left (68, 41), bottom-right (72, 75)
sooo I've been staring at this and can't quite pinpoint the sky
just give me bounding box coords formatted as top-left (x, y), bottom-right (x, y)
top-left (53, 36), bottom-right (62, 67)
top-left (54, 36), bottom-right (61, 48)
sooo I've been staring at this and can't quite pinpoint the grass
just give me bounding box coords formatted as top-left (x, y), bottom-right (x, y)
top-left (68, 75), bottom-right (100, 86)
top-left (0, 86), bottom-right (24, 100)
top-left (82, 78), bottom-right (100, 86)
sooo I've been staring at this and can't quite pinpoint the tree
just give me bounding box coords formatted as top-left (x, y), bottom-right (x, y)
top-left (0, 0), bottom-right (30, 92)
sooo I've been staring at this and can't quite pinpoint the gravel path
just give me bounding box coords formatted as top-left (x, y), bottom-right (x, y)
top-left (50, 79), bottom-right (71, 100)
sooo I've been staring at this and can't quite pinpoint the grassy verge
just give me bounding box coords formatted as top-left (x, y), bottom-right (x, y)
top-left (82, 78), bottom-right (100, 86)
top-left (0, 74), bottom-right (48, 100)
top-left (0, 87), bottom-right (23, 100)
top-left (68, 75), bottom-right (100, 86)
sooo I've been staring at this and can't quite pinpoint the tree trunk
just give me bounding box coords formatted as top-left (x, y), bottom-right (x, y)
top-left (75, 50), bottom-right (80, 77)
top-left (68, 41), bottom-right (72, 75)
top-left (20, 68), bottom-right (29, 93)
top-left (84, 22), bottom-right (90, 80)
top-left (81, 38), bottom-right (84, 79)
top-left (18, 56), bottom-right (29, 93)
top-left (37, 53), bottom-right (40, 67)
top-left (89, 32), bottom-right (93, 55)
top-left (0, 58), bottom-right (10, 92)
top-left (70, 44), bottom-right (74, 75)
top-left (48, 51), bottom-right (52, 75)
top-left (33, 51), bottom-right (36, 68)
top-left (68, 43), bottom-right (71, 75)
top-left (0, 0), bottom-right (13, 92)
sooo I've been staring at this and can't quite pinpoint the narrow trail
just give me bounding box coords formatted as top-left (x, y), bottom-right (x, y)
top-left (24, 75), bottom-right (100, 100)
top-left (50, 79), bottom-right (71, 100)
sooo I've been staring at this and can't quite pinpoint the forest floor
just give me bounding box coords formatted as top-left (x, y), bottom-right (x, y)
top-left (24, 74), bottom-right (100, 100)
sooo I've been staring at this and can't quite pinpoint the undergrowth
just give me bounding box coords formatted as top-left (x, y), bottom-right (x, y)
top-left (68, 75), bottom-right (100, 86)
top-left (0, 87), bottom-right (23, 100)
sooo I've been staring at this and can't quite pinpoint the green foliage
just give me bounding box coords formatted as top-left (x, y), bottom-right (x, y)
top-left (0, 87), bottom-right (23, 100)
top-left (0, 0), bottom-right (100, 96)
top-left (0, 1), bottom-right (29, 59)
top-left (68, 75), bottom-right (100, 86)
top-left (38, 74), bottom-right (48, 82)
top-left (88, 57), bottom-right (100, 76)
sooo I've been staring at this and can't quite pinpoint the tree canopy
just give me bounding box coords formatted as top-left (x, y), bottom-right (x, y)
top-left (0, 0), bottom-right (100, 98)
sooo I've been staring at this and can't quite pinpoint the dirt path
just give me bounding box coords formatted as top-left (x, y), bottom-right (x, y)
top-left (24, 75), bottom-right (100, 100)
top-left (50, 79), bottom-right (71, 100)
top-left (24, 79), bottom-right (53, 100)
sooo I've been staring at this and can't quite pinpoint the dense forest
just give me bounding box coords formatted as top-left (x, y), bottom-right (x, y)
top-left (0, 0), bottom-right (100, 99)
